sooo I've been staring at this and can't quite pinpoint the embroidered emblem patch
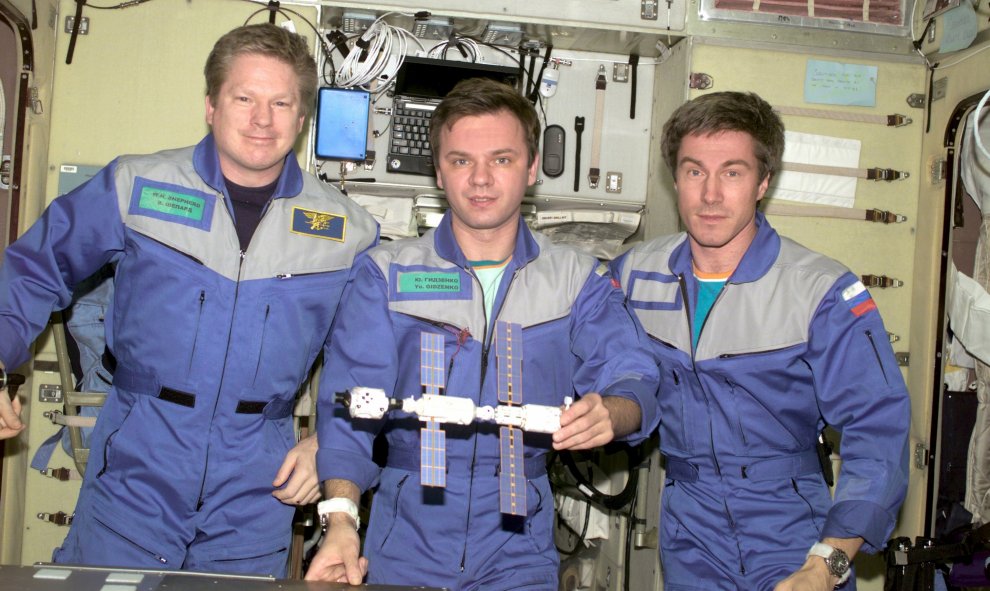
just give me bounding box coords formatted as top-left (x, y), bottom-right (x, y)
top-left (842, 281), bottom-right (877, 317)
top-left (129, 177), bottom-right (214, 231)
top-left (291, 207), bottom-right (346, 242)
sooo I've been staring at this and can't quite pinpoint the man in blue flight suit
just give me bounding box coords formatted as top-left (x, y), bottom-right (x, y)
top-left (304, 77), bottom-right (660, 590)
top-left (0, 24), bottom-right (378, 576)
top-left (611, 91), bottom-right (911, 590)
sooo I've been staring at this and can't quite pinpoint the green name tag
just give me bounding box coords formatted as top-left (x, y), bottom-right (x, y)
top-left (139, 187), bottom-right (206, 221)
top-left (399, 272), bottom-right (462, 293)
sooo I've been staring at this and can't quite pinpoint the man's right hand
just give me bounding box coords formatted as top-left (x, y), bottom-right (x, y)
top-left (304, 520), bottom-right (368, 585)
top-left (0, 387), bottom-right (25, 440)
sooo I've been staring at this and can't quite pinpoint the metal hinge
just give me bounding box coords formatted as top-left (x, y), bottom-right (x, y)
top-left (914, 443), bottom-right (930, 470)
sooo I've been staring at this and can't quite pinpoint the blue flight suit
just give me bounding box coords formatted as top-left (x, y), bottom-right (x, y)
top-left (611, 213), bottom-right (910, 590)
top-left (0, 135), bottom-right (378, 575)
top-left (316, 214), bottom-right (659, 591)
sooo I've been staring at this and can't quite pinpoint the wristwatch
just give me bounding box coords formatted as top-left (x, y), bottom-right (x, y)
top-left (807, 542), bottom-right (851, 586)
top-left (317, 498), bottom-right (360, 531)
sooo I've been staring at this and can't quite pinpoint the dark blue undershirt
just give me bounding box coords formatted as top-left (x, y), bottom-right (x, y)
top-left (225, 177), bottom-right (277, 251)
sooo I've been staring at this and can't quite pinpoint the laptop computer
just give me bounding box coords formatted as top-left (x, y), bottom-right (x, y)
top-left (386, 56), bottom-right (520, 177)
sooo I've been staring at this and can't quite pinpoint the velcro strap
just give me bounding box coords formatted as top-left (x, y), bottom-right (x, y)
top-left (235, 398), bottom-right (294, 419)
top-left (387, 446), bottom-right (547, 479)
top-left (158, 387), bottom-right (195, 408)
top-left (664, 449), bottom-right (822, 483)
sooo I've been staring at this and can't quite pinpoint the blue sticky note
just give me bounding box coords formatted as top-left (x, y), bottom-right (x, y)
top-left (804, 59), bottom-right (878, 108)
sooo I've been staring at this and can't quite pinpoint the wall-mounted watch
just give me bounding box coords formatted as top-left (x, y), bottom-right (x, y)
top-left (807, 542), bottom-right (851, 586)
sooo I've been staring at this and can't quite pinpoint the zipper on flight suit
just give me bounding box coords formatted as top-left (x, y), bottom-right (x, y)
top-left (864, 329), bottom-right (890, 385)
top-left (196, 249), bottom-right (247, 511)
top-left (188, 290), bottom-right (206, 373)
top-left (253, 305), bottom-right (271, 385)
top-left (460, 266), bottom-right (517, 572)
top-left (680, 274), bottom-right (748, 574)
top-left (678, 274), bottom-right (725, 478)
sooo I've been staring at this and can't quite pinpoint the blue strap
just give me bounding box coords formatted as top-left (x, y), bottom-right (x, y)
top-left (664, 449), bottom-right (822, 483)
top-left (30, 428), bottom-right (64, 472)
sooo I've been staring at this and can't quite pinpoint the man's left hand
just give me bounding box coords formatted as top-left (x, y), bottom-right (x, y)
top-left (552, 393), bottom-right (615, 451)
top-left (272, 433), bottom-right (320, 505)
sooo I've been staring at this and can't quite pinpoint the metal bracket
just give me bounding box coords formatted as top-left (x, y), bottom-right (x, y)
top-left (40, 467), bottom-right (80, 481)
top-left (933, 77), bottom-right (948, 102)
top-left (689, 73), bottom-right (714, 90)
top-left (865, 209), bottom-right (907, 224)
top-left (906, 93), bottom-right (927, 109)
top-left (861, 274), bottom-right (904, 288)
top-left (930, 158), bottom-right (947, 184)
top-left (64, 16), bottom-right (89, 35)
top-left (605, 172), bottom-right (623, 193)
top-left (887, 114), bottom-right (913, 127)
top-left (913, 442), bottom-right (929, 470)
top-left (634, 527), bottom-right (659, 549)
top-left (866, 168), bottom-right (909, 182)
top-left (39, 383), bottom-right (62, 403)
top-left (37, 511), bottom-right (74, 526)
top-left (613, 63), bottom-right (629, 83)
top-left (641, 0), bottom-right (659, 19)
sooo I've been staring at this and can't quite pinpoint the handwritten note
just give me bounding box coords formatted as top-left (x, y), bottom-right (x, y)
top-left (804, 59), bottom-right (878, 108)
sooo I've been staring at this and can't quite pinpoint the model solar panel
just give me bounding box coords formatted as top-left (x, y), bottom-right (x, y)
top-left (420, 332), bottom-right (446, 487)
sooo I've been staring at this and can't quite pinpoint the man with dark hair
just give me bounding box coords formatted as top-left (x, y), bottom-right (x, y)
top-left (0, 23), bottom-right (378, 576)
top-left (611, 91), bottom-right (911, 590)
top-left (305, 77), bottom-right (659, 590)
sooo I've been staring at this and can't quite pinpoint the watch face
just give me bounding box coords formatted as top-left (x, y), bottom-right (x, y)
top-left (826, 549), bottom-right (851, 576)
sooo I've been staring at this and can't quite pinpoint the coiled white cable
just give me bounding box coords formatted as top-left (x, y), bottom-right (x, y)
top-left (335, 13), bottom-right (424, 92)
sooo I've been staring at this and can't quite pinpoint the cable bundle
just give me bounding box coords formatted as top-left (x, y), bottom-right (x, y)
top-left (335, 14), bottom-right (424, 92)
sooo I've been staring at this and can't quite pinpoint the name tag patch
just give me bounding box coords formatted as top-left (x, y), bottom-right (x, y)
top-left (291, 207), bottom-right (346, 242)
top-left (129, 177), bottom-right (214, 231)
top-left (390, 264), bottom-right (472, 301)
top-left (399, 271), bottom-right (461, 293)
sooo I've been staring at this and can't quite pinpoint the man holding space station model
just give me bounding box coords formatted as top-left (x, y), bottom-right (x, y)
top-left (305, 77), bottom-right (659, 590)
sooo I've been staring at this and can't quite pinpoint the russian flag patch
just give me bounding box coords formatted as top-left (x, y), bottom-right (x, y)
top-left (842, 281), bottom-right (877, 317)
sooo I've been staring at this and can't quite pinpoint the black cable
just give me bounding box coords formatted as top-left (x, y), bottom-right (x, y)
top-left (624, 490), bottom-right (637, 591)
top-left (629, 54), bottom-right (639, 119)
top-left (559, 447), bottom-right (642, 511)
top-left (83, 0), bottom-right (156, 9)
top-left (65, 0), bottom-right (86, 65)
top-left (555, 495), bottom-right (591, 556)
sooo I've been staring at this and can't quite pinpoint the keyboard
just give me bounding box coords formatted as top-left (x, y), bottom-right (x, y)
top-left (386, 97), bottom-right (438, 176)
